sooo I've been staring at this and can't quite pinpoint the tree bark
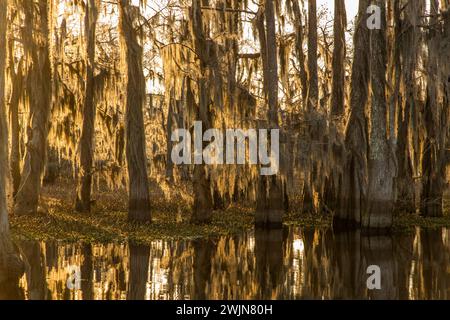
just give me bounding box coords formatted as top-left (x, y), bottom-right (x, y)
top-left (331, 0), bottom-right (346, 117)
top-left (403, 0), bottom-right (425, 213)
top-left (422, 1), bottom-right (450, 217)
top-left (307, 0), bottom-right (318, 111)
top-left (119, 0), bottom-right (152, 222)
top-left (14, 0), bottom-right (52, 216)
top-left (7, 37), bottom-right (22, 197)
top-left (265, 0), bottom-right (278, 128)
top-left (76, 0), bottom-right (99, 213)
top-left (365, 0), bottom-right (395, 229)
top-left (190, 0), bottom-right (214, 224)
top-left (334, 0), bottom-right (370, 228)
top-left (0, 0), bottom-right (25, 284)
top-left (291, 0), bottom-right (308, 104)
top-left (0, 0), bottom-right (11, 268)
top-left (165, 90), bottom-right (175, 182)
top-left (255, 0), bottom-right (285, 227)
top-left (391, 0), bottom-right (415, 213)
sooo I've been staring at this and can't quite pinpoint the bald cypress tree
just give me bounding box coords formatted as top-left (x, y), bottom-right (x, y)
top-left (365, 0), bottom-right (396, 229)
top-left (119, 0), bottom-right (152, 222)
top-left (255, 0), bottom-right (286, 227)
top-left (0, 0), bottom-right (24, 284)
top-left (331, 0), bottom-right (347, 117)
top-left (334, 0), bottom-right (370, 227)
top-left (291, 0), bottom-right (308, 104)
top-left (422, 0), bottom-right (450, 217)
top-left (0, 0), bottom-right (10, 250)
top-left (75, 0), bottom-right (99, 213)
top-left (307, 0), bottom-right (318, 111)
top-left (13, 0), bottom-right (52, 216)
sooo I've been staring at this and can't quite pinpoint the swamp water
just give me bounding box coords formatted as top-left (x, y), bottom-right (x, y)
top-left (2, 226), bottom-right (450, 300)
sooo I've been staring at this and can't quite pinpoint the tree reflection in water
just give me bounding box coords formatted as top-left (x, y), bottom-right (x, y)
top-left (6, 227), bottom-right (450, 300)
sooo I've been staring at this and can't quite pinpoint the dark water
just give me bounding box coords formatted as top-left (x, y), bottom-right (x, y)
top-left (2, 226), bottom-right (450, 300)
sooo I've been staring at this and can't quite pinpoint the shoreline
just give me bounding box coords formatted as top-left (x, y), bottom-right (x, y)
top-left (10, 207), bottom-right (450, 245)
top-left (9, 179), bottom-right (450, 244)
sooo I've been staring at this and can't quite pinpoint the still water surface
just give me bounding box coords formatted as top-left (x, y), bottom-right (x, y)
top-left (3, 226), bottom-right (450, 300)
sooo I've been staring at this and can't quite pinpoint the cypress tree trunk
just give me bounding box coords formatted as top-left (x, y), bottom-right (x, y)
top-left (334, 0), bottom-right (370, 228)
top-left (255, 0), bottom-right (285, 227)
top-left (119, 0), bottom-right (152, 222)
top-left (264, 0), bottom-right (278, 128)
top-left (301, 0), bottom-right (320, 213)
top-left (0, 0), bottom-right (25, 284)
top-left (7, 8), bottom-right (23, 197)
top-left (7, 38), bottom-right (22, 197)
top-left (192, 82), bottom-right (214, 223)
top-left (14, 0), bottom-right (52, 216)
top-left (396, 0), bottom-right (416, 211)
top-left (400, 0), bottom-right (425, 215)
top-left (323, 0), bottom-right (347, 214)
top-left (365, 0), bottom-right (395, 229)
top-left (331, 0), bottom-right (346, 117)
top-left (307, 0), bottom-right (318, 111)
top-left (190, 0), bottom-right (214, 224)
top-left (388, 0), bottom-right (411, 213)
top-left (422, 1), bottom-right (450, 217)
top-left (0, 0), bottom-right (11, 265)
top-left (76, 0), bottom-right (99, 213)
top-left (291, 0), bottom-right (308, 104)
top-left (165, 90), bottom-right (175, 182)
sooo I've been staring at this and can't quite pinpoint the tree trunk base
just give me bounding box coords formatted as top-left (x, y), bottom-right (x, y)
top-left (191, 165), bottom-right (213, 224)
top-left (255, 209), bottom-right (283, 228)
top-left (302, 184), bottom-right (317, 214)
top-left (422, 199), bottom-right (443, 217)
top-left (363, 200), bottom-right (394, 229)
top-left (128, 199), bottom-right (151, 223)
top-left (255, 175), bottom-right (286, 228)
top-left (75, 197), bottom-right (92, 213)
top-left (13, 201), bottom-right (38, 217)
top-left (75, 175), bottom-right (93, 213)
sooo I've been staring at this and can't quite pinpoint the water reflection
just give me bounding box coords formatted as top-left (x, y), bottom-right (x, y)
top-left (3, 227), bottom-right (450, 300)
